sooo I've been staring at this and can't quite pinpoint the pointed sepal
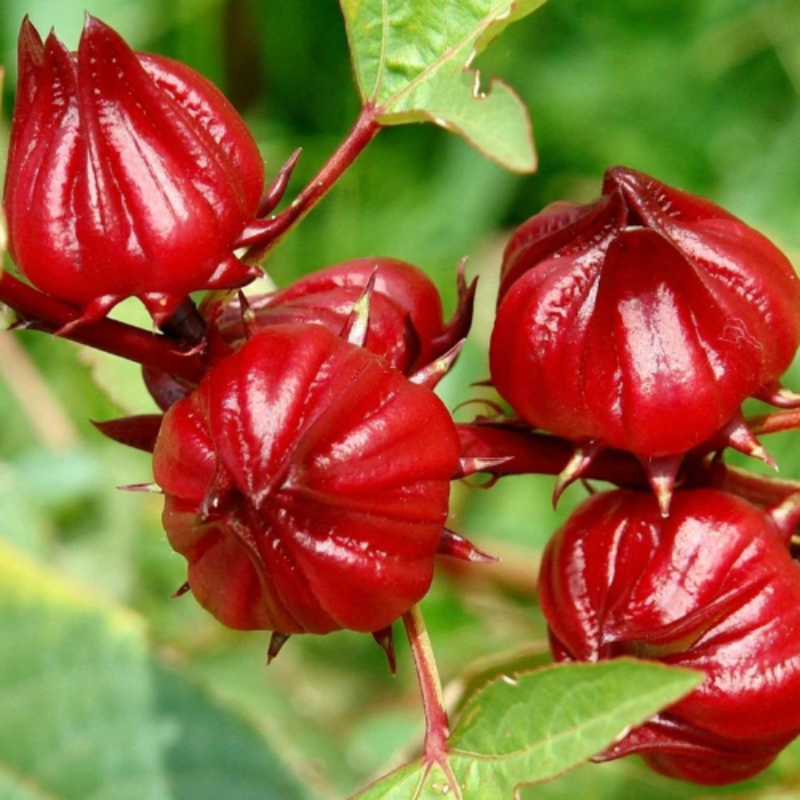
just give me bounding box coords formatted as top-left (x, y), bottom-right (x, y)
top-left (431, 258), bottom-right (477, 355)
top-left (340, 269), bottom-right (377, 348)
top-left (117, 482), bottom-right (163, 493)
top-left (553, 441), bottom-right (605, 507)
top-left (640, 454), bottom-right (683, 517)
top-left (719, 413), bottom-right (777, 470)
top-left (456, 455), bottom-right (512, 479)
top-left (767, 491), bottom-right (800, 546)
top-left (409, 339), bottom-right (465, 390)
top-left (171, 581), bottom-right (191, 599)
top-left (91, 414), bottom-right (164, 453)
top-left (372, 626), bottom-right (397, 675)
top-left (237, 290), bottom-right (257, 340)
top-left (437, 528), bottom-right (498, 563)
top-left (755, 382), bottom-right (800, 409)
top-left (258, 148), bottom-right (302, 217)
top-left (266, 632), bottom-right (291, 665)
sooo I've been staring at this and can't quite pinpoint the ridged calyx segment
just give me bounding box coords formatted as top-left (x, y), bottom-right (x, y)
top-left (3, 15), bottom-right (265, 326)
top-left (151, 322), bottom-right (466, 636)
top-left (215, 257), bottom-right (476, 375)
top-left (490, 166), bottom-right (800, 510)
top-left (539, 488), bottom-right (800, 785)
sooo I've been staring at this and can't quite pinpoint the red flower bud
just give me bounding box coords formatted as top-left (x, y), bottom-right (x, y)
top-left (490, 167), bottom-right (800, 477)
top-left (3, 16), bottom-right (265, 325)
top-left (216, 258), bottom-right (475, 373)
top-left (152, 323), bottom-right (462, 635)
top-left (538, 488), bottom-right (800, 785)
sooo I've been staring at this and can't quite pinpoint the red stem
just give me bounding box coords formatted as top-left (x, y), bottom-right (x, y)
top-left (457, 423), bottom-right (649, 488)
top-left (458, 422), bottom-right (800, 510)
top-left (0, 271), bottom-right (205, 383)
top-left (403, 605), bottom-right (451, 767)
top-left (241, 105), bottom-right (381, 260)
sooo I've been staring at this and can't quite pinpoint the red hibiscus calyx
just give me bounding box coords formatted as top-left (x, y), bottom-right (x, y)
top-left (538, 487), bottom-right (800, 785)
top-left (489, 166), bottom-right (800, 514)
top-left (3, 16), bottom-right (270, 328)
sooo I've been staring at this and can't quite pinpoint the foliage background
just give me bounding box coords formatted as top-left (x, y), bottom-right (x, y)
top-left (1, 0), bottom-right (799, 798)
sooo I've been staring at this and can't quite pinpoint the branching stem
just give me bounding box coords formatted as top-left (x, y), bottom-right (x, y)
top-left (241, 104), bottom-right (382, 260)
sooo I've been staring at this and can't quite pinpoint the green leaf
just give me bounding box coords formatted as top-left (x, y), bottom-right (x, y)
top-left (0, 540), bottom-right (310, 800)
top-left (340, 0), bottom-right (545, 172)
top-left (355, 659), bottom-right (701, 799)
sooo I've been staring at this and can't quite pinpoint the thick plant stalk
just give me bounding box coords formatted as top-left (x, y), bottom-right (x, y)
top-left (403, 604), bottom-right (457, 790)
top-left (0, 271), bottom-right (206, 382)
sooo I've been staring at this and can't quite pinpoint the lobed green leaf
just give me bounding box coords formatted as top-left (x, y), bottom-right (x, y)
top-left (340, 0), bottom-right (546, 172)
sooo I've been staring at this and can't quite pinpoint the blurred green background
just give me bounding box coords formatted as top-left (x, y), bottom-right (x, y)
top-left (1, 1), bottom-right (800, 798)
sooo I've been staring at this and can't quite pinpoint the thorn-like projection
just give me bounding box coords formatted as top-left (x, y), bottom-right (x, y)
top-left (553, 442), bottom-right (605, 508)
top-left (340, 269), bottom-right (377, 348)
top-left (237, 290), bottom-right (257, 340)
top-left (267, 632), bottom-right (291, 665)
top-left (431, 257), bottom-right (477, 354)
top-left (768, 492), bottom-right (800, 546)
top-left (91, 414), bottom-right (164, 453)
top-left (720, 413), bottom-right (777, 470)
top-left (117, 482), bottom-right (163, 493)
top-left (258, 148), bottom-right (302, 217)
top-left (171, 581), bottom-right (191, 599)
top-left (437, 528), bottom-right (498, 563)
top-left (755, 383), bottom-right (800, 409)
top-left (640, 455), bottom-right (683, 517)
top-left (409, 340), bottom-right (465, 389)
top-left (456, 455), bottom-right (512, 479)
top-left (372, 626), bottom-right (397, 675)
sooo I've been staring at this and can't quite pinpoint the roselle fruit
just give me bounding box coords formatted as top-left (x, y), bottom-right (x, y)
top-left (490, 167), bottom-right (800, 508)
top-left (538, 488), bottom-right (800, 785)
top-left (215, 257), bottom-right (475, 374)
top-left (3, 16), bottom-right (265, 326)
top-left (152, 322), bottom-right (464, 637)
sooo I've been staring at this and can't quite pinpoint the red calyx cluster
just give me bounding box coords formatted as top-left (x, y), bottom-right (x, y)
top-left (485, 167), bottom-right (800, 785)
top-left (5, 13), bottom-right (800, 790)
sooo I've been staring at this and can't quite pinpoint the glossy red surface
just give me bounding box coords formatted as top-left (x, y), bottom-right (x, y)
top-left (3, 16), bottom-right (264, 323)
top-left (539, 488), bottom-right (800, 784)
top-left (490, 167), bottom-right (800, 457)
top-left (152, 323), bottom-right (461, 634)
